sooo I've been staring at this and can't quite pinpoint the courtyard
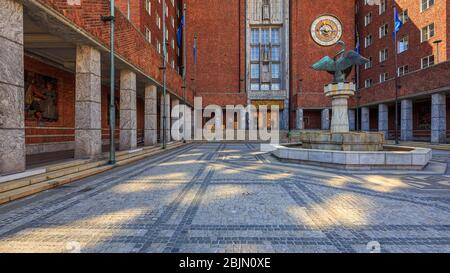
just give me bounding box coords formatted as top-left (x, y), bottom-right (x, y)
top-left (0, 143), bottom-right (449, 253)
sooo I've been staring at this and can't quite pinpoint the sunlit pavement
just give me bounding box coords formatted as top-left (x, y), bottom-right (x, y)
top-left (0, 143), bottom-right (450, 253)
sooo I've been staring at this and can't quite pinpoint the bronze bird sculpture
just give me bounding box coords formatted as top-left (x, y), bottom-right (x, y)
top-left (311, 41), bottom-right (369, 83)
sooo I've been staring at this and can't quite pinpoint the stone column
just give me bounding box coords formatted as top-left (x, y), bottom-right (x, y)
top-left (0, 0), bottom-right (25, 174)
top-left (144, 84), bottom-right (157, 146)
top-left (239, 108), bottom-right (247, 130)
top-left (321, 109), bottom-right (330, 130)
top-left (431, 93), bottom-right (447, 144)
top-left (183, 105), bottom-right (192, 141)
top-left (160, 94), bottom-right (170, 143)
top-left (348, 110), bottom-right (356, 131)
top-left (296, 108), bottom-right (304, 130)
top-left (378, 104), bottom-right (389, 139)
top-left (171, 98), bottom-right (180, 140)
top-left (330, 98), bottom-right (350, 133)
top-left (280, 100), bottom-right (289, 130)
top-left (400, 99), bottom-right (413, 141)
top-left (119, 70), bottom-right (137, 150)
top-left (74, 45), bottom-right (102, 159)
top-left (361, 107), bottom-right (370, 131)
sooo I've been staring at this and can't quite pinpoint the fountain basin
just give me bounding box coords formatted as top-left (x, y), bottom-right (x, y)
top-left (270, 144), bottom-right (432, 170)
top-left (300, 131), bottom-right (385, 151)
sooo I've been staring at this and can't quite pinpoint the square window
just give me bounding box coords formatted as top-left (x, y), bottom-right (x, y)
top-left (251, 47), bottom-right (260, 61)
top-left (261, 84), bottom-right (270, 91)
top-left (271, 47), bottom-right (280, 61)
top-left (251, 84), bottom-right (260, 91)
top-left (271, 64), bottom-right (280, 79)
top-left (251, 64), bottom-right (260, 79)
top-left (251, 29), bottom-right (259, 44)
top-left (271, 29), bottom-right (280, 44)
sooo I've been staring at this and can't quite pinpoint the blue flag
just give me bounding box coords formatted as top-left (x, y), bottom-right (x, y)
top-left (355, 38), bottom-right (360, 54)
top-left (177, 15), bottom-right (184, 48)
top-left (193, 36), bottom-right (197, 65)
top-left (393, 7), bottom-right (403, 38)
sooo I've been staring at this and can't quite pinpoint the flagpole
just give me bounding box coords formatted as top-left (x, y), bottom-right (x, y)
top-left (101, 0), bottom-right (116, 164)
top-left (355, 30), bottom-right (361, 131)
top-left (162, 0), bottom-right (167, 149)
top-left (393, 5), bottom-right (400, 145)
top-left (182, 2), bottom-right (187, 143)
top-left (193, 33), bottom-right (197, 97)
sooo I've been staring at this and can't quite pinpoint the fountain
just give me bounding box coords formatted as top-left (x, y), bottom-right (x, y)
top-left (269, 41), bottom-right (432, 170)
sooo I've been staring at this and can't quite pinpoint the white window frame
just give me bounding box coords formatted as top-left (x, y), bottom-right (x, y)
top-left (421, 0), bottom-right (435, 12)
top-left (421, 55), bottom-right (435, 69)
top-left (421, 23), bottom-right (435, 42)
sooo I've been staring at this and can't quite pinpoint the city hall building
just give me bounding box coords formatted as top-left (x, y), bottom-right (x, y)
top-left (0, 0), bottom-right (449, 175)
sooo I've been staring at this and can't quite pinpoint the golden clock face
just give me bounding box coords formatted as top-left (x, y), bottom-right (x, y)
top-left (311, 15), bottom-right (343, 46)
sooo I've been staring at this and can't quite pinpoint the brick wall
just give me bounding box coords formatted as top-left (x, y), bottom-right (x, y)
top-left (357, 60), bottom-right (450, 106)
top-left (116, 0), bottom-right (182, 70)
top-left (291, 0), bottom-right (356, 110)
top-left (184, 0), bottom-right (246, 106)
top-left (357, 0), bottom-right (449, 105)
top-left (25, 55), bottom-right (145, 146)
top-left (37, 0), bottom-right (192, 104)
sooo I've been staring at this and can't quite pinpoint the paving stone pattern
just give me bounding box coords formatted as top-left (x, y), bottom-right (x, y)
top-left (0, 144), bottom-right (449, 253)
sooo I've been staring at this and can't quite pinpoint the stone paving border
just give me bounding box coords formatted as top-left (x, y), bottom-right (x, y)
top-left (0, 143), bottom-right (449, 253)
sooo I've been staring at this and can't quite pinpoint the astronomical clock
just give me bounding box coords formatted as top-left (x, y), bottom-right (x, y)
top-left (311, 15), bottom-right (343, 46)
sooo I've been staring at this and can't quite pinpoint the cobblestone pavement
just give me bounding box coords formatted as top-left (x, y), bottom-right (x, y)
top-left (0, 143), bottom-right (450, 253)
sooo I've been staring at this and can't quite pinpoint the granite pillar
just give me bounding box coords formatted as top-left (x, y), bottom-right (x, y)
top-left (431, 93), bottom-right (447, 144)
top-left (171, 98), bottom-right (180, 140)
top-left (144, 84), bottom-right (157, 146)
top-left (321, 109), bottom-right (330, 130)
top-left (280, 100), bottom-right (289, 130)
top-left (378, 104), bottom-right (389, 140)
top-left (239, 108), bottom-right (247, 130)
top-left (296, 108), bottom-right (304, 130)
top-left (361, 107), bottom-right (370, 132)
top-left (0, 0), bottom-right (25, 174)
top-left (182, 105), bottom-right (192, 140)
top-left (74, 45), bottom-right (102, 159)
top-left (160, 94), bottom-right (170, 143)
top-left (119, 70), bottom-right (137, 150)
top-left (348, 110), bottom-right (356, 131)
top-left (400, 99), bottom-right (413, 141)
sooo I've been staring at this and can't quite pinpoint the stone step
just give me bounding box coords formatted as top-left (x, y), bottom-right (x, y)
top-left (0, 142), bottom-right (187, 205)
top-left (0, 146), bottom-right (162, 194)
top-left (0, 165), bottom-right (114, 205)
top-left (0, 160), bottom-right (107, 194)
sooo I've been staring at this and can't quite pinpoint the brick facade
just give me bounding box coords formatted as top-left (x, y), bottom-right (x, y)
top-left (356, 0), bottom-right (449, 105)
top-left (20, 0), bottom-right (450, 149)
top-left (184, 0), bottom-right (247, 107)
top-left (24, 55), bottom-right (145, 148)
top-left (39, 0), bottom-right (192, 102)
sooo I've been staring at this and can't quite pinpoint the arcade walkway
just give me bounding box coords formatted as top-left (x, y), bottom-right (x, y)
top-left (0, 143), bottom-right (449, 253)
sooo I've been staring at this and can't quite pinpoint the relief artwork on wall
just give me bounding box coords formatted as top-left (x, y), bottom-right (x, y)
top-left (417, 104), bottom-right (431, 130)
top-left (24, 70), bottom-right (59, 122)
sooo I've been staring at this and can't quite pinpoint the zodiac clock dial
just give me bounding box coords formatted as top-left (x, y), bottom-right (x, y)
top-left (311, 15), bottom-right (343, 46)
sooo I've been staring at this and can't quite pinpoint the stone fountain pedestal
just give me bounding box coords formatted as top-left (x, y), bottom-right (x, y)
top-left (268, 81), bottom-right (432, 169)
top-left (324, 82), bottom-right (355, 133)
top-left (300, 82), bottom-right (385, 152)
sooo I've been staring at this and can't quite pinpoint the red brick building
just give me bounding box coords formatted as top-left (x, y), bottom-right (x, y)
top-left (0, 0), bottom-right (449, 175)
top-left (183, 0), bottom-right (356, 130)
top-left (356, 0), bottom-right (450, 142)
